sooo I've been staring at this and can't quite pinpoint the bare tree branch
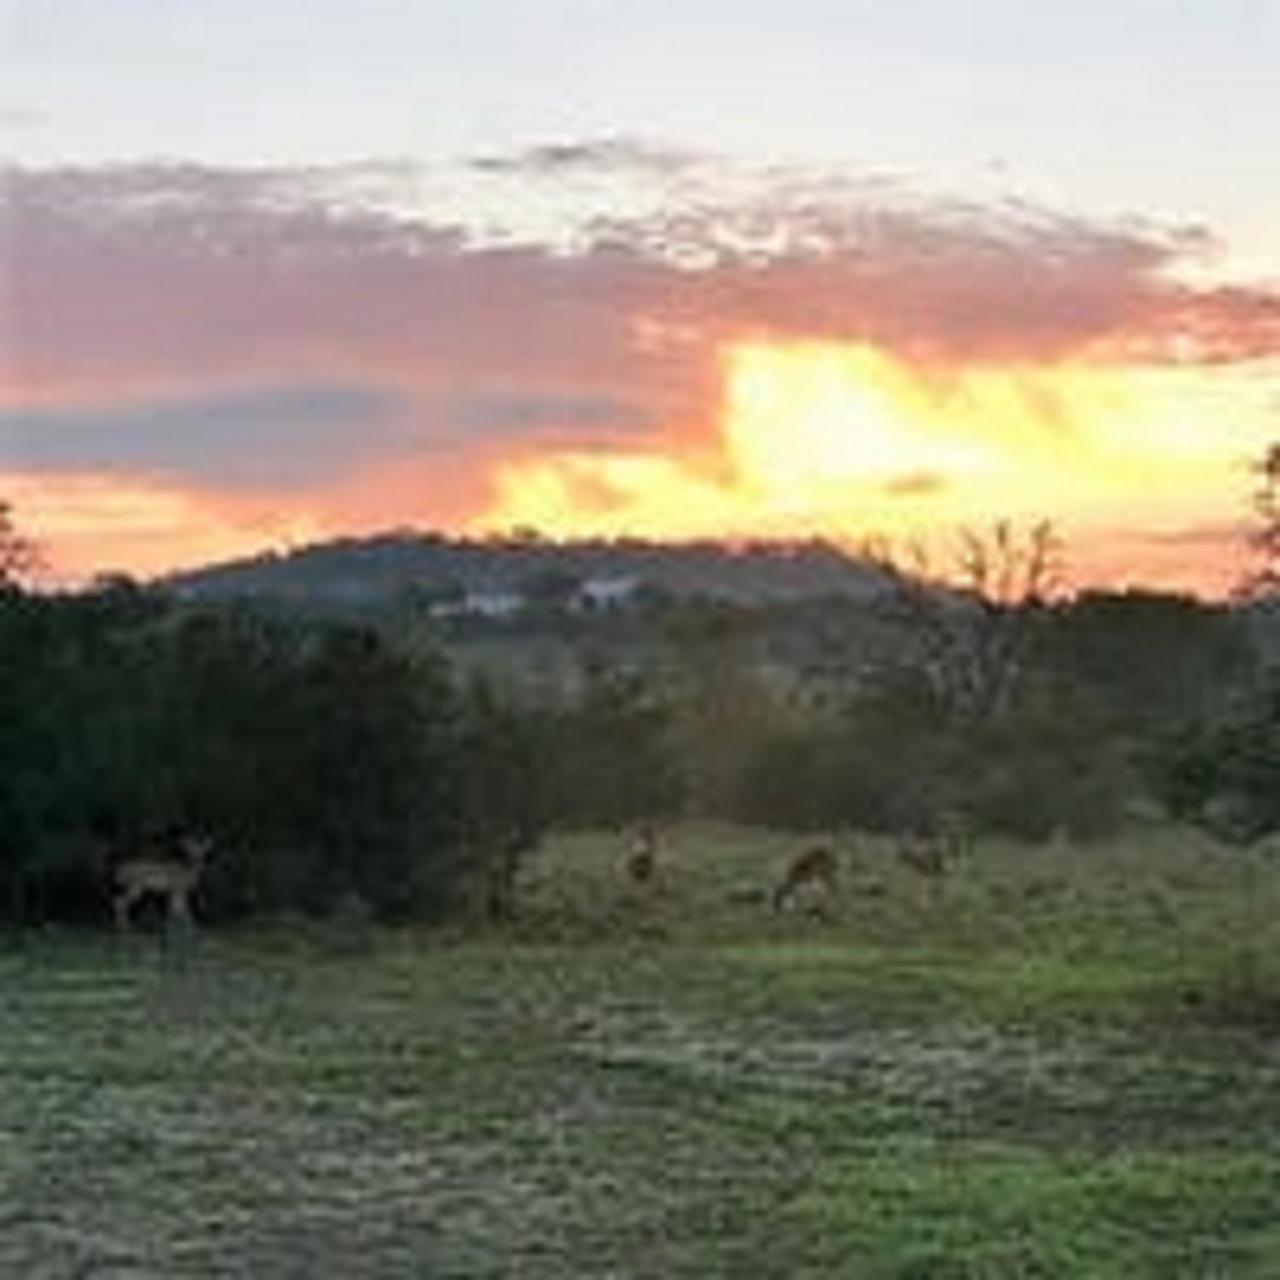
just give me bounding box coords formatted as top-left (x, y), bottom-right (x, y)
top-left (860, 520), bottom-right (1066, 723)
top-left (0, 501), bottom-right (42, 590)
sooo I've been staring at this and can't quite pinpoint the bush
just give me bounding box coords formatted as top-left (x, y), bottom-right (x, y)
top-left (728, 723), bottom-right (854, 831)
top-left (725, 666), bottom-right (1131, 842)
top-left (1149, 671), bottom-right (1280, 843)
top-left (549, 665), bottom-right (683, 828)
top-left (0, 594), bottom-right (473, 926)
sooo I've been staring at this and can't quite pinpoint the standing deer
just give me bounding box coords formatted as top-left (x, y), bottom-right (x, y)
top-left (112, 831), bottom-right (213, 932)
top-left (896, 814), bottom-right (967, 905)
top-left (624, 822), bottom-right (660, 885)
top-left (896, 832), bottom-right (949, 880)
top-left (773, 843), bottom-right (839, 914)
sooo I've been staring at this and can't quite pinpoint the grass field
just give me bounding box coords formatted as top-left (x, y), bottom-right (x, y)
top-left (4, 823), bottom-right (1280, 1277)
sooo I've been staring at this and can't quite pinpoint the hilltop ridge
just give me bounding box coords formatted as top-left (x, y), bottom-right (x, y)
top-left (163, 530), bottom-right (894, 612)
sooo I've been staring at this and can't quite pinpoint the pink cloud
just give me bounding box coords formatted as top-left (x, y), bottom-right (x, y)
top-left (9, 160), bottom-right (1278, 427)
top-left (3, 156), bottom-right (1279, 588)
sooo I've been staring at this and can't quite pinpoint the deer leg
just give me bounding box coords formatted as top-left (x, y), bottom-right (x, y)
top-left (817, 872), bottom-right (837, 918)
top-left (922, 871), bottom-right (940, 911)
top-left (168, 889), bottom-right (193, 930)
top-left (114, 887), bottom-right (140, 930)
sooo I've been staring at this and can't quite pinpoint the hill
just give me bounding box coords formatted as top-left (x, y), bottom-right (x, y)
top-left (162, 531), bottom-right (893, 612)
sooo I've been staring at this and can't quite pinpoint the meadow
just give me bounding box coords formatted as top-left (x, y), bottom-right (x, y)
top-left (4, 823), bottom-right (1280, 1278)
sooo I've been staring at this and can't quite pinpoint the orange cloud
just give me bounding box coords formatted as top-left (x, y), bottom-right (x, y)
top-left (0, 471), bottom-right (326, 583)
top-left (481, 340), bottom-right (1279, 595)
top-left (4, 159), bottom-right (1278, 594)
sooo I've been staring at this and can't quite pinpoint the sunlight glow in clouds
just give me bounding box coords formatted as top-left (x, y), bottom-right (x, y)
top-left (2, 472), bottom-right (329, 584)
top-left (481, 340), bottom-right (1277, 593)
top-left (5, 1), bottom-right (1280, 597)
top-left (4, 156), bottom-right (1279, 595)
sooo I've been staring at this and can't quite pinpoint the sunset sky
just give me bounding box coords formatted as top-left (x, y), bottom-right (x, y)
top-left (3, 1), bottom-right (1279, 594)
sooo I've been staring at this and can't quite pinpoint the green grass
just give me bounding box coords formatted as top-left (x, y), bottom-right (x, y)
top-left (3, 823), bottom-right (1280, 1276)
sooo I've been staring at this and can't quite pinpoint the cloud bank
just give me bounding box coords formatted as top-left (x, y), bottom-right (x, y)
top-left (3, 152), bottom-right (1278, 586)
top-left (0, 384), bottom-right (413, 487)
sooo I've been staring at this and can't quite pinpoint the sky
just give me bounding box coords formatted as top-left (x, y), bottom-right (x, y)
top-left (3, 1), bottom-right (1280, 594)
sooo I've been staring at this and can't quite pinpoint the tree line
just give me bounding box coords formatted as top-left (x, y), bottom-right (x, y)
top-left (1, 494), bottom-right (1278, 930)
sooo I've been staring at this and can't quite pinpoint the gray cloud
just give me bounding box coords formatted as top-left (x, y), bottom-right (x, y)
top-left (4, 155), bottom-right (1279, 500)
top-left (468, 137), bottom-right (701, 178)
top-left (0, 383), bottom-right (415, 488)
top-left (444, 390), bottom-right (651, 435)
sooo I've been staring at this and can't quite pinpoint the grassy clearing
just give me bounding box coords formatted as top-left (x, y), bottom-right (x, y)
top-left (3, 823), bottom-right (1280, 1277)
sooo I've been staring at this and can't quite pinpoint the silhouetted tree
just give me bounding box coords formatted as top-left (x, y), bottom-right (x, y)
top-left (1045, 590), bottom-right (1248, 730)
top-left (1146, 444), bottom-right (1280, 841)
top-left (861, 519), bottom-right (1064, 726)
top-left (1242, 442), bottom-right (1280, 599)
top-left (0, 501), bottom-right (40, 591)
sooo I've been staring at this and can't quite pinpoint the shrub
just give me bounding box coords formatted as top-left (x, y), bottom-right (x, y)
top-left (1149, 671), bottom-right (1280, 843)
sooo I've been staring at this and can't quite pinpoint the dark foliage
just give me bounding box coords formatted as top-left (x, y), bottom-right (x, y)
top-left (548, 662), bottom-right (684, 828)
top-left (1150, 670), bottom-right (1280, 842)
top-left (1242, 442), bottom-right (1280, 599)
top-left (453, 678), bottom-right (559, 920)
top-left (3, 516), bottom-right (1272, 930)
top-left (0, 586), bottom-right (468, 926)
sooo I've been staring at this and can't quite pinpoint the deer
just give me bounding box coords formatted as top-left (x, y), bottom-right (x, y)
top-left (624, 822), bottom-right (660, 885)
top-left (896, 812), bottom-right (968, 905)
top-left (773, 843), bottom-right (839, 914)
top-left (897, 832), bottom-right (949, 880)
top-left (112, 830), bottom-right (213, 932)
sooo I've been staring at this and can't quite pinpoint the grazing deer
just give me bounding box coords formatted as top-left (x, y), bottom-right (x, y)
top-left (112, 831), bottom-right (213, 932)
top-left (625, 822), bottom-right (660, 885)
top-left (773, 843), bottom-right (839, 914)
